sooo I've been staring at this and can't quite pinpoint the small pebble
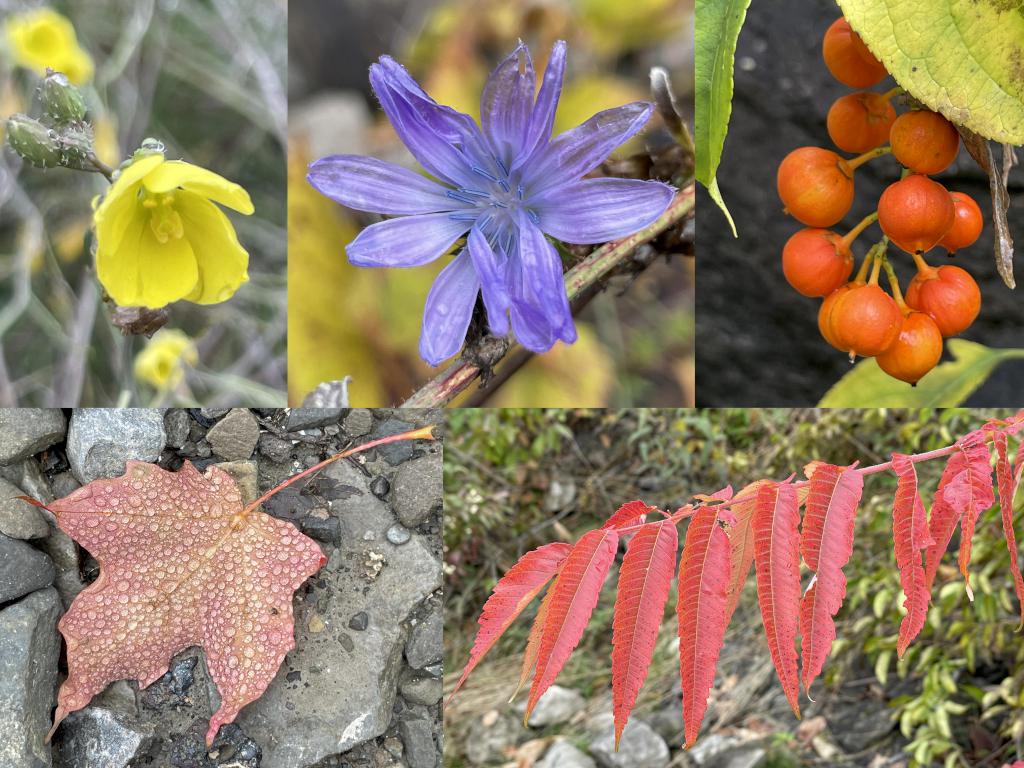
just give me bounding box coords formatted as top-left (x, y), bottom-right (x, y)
top-left (370, 475), bottom-right (390, 499)
top-left (386, 524), bottom-right (411, 545)
top-left (348, 612), bottom-right (369, 631)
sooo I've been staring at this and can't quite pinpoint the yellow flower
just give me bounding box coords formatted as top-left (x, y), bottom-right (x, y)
top-left (134, 329), bottom-right (198, 390)
top-left (4, 8), bottom-right (94, 85)
top-left (94, 152), bottom-right (254, 308)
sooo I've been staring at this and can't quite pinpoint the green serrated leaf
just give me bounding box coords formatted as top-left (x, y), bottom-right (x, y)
top-left (836, 0), bottom-right (1024, 144)
top-left (818, 340), bottom-right (1024, 407)
top-left (694, 0), bottom-right (750, 235)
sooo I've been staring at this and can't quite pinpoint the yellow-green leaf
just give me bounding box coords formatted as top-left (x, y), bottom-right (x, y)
top-left (818, 340), bottom-right (1024, 407)
top-left (836, 0), bottom-right (1024, 144)
top-left (694, 0), bottom-right (751, 234)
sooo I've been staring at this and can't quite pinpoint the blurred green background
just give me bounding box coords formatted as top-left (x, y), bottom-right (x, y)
top-left (288, 0), bottom-right (694, 408)
top-left (444, 409), bottom-right (1024, 768)
top-left (0, 0), bottom-right (287, 406)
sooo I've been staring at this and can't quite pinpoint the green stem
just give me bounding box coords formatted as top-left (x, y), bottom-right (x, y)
top-left (849, 145), bottom-right (892, 171)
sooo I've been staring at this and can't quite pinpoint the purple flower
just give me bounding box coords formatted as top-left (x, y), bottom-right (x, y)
top-left (308, 41), bottom-right (675, 366)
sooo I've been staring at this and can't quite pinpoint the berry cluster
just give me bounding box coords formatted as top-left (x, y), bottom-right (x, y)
top-left (777, 17), bottom-right (985, 386)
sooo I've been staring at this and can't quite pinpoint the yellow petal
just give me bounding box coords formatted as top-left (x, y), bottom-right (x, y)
top-left (97, 215), bottom-right (199, 308)
top-left (177, 192), bottom-right (249, 304)
top-left (95, 154), bottom-right (164, 223)
top-left (134, 329), bottom-right (197, 389)
top-left (143, 160), bottom-right (254, 215)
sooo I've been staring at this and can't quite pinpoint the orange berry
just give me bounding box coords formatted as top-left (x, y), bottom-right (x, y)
top-left (831, 283), bottom-right (902, 357)
top-left (876, 311), bottom-right (943, 384)
top-left (819, 283), bottom-right (856, 351)
top-left (826, 92), bottom-right (896, 153)
top-left (939, 191), bottom-right (983, 253)
top-left (890, 110), bottom-right (960, 174)
top-left (822, 18), bottom-right (888, 88)
top-left (777, 147), bottom-right (854, 227)
top-left (782, 228), bottom-right (855, 297)
top-left (905, 264), bottom-right (980, 337)
top-left (878, 174), bottom-right (955, 254)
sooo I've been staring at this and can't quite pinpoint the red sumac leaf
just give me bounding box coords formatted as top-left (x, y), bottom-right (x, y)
top-left (677, 505), bottom-right (730, 748)
top-left (993, 432), bottom-right (1024, 627)
top-left (514, 579), bottom-right (557, 700)
top-left (611, 520), bottom-right (678, 747)
top-left (924, 439), bottom-right (994, 599)
top-left (525, 528), bottom-right (619, 720)
top-left (753, 481), bottom-right (801, 717)
top-left (891, 454), bottom-right (931, 656)
top-left (799, 464), bottom-right (863, 693)
top-left (603, 500), bottom-right (656, 530)
top-left (450, 542), bottom-right (571, 702)
top-left (723, 481), bottom-right (768, 625)
top-left (954, 439), bottom-right (996, 595)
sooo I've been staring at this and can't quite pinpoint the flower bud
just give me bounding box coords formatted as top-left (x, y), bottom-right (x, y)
top-left (54, 121), bottom-right (95, 170)
top-left (5, 114), bottom-right (62, 167)
top-left (40, 70), bottom-right (87, 123)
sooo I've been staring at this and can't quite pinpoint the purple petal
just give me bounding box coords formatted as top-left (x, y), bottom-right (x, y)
top-left (375, 57), bottom-right (503, 185)
top-left (467, 227), bottom-right (510, 336)
top-left (510, 211), bottom-right (576, 346)
top-left (346, 213), bottom-right (470, 268)
top-left (513, 40), bottom-right (566, 172)
top-left (308, 155), bottom-right (462, 215)
top-left (534, 178), bottom-right (676, 243)
top-left (419, 250), bottom-right (479, 366)
top-left (509, 298), bottom-right (554, 353)
top-left (370, 62), bottom-right (479, 189)
top-left (480, 42), bottom-right (535, 165)
top-left (521, 102), bottom-right (654, 195)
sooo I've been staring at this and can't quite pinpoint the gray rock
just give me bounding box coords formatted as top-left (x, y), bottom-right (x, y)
top-left (0, 477), bottom-right (49, 539)
top-left (400, 674), bottom-right (443, 706)
top-left (0, 588), bottom-right (61, 768)
top-left (235, 458), bottom-right (441, 767)
top-left (259, 434), bottom-right (293, 464)
top-left (520, 685), bottom-right (585, 727)
top-left (393, 453), bottom-right (442, 528)
top-left (51, 707), bottom-right (154, 768)
top-left (829, 701), bottom-right (894, 753)
top-left (287, 408), bottom-right (343, 431)
top-left (370, 475), bottom-right (390, 499)
top-left (0, 534), bottom-right (55, 603)
top-left (0, 409), bottom-right (65, 465)
top-left (688, 733), bottom-right (766, 768)
top-left (342, 408), bottom-right (373, 437)
top-left (405, 607), bottom-right (442, 669)
top-left (464, 711), bottom-right (517, 766)
top-left (588, 713), bottom-right (669, 768)
top-left (302, 378), bottom-right (352, 408)
top-left (200, 408), bottom-right (230, 420)
top-left (539, 740), bottom-right (597, 768)
top-left (348, 612), bottom-right (368, 631)
top-left (67, 409), bottom-right (166, 483)
top-left (163, 409), bottom-right (191, 449)
top-left (386, 523), bottom-right (411, 545)
top-left (399, 714), bottom-right (437, 768)
top-left (206, 409), bottom-right (260, 461)
top-left (0, 459), bottom-right (54, 506)
top-left (374, 420), bottom-right (418, 465)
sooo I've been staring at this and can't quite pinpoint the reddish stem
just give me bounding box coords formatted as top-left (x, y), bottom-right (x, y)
top-left (242, 426), bottom-right (437, 515)
top-left (615, 438), bottom-right (969, 536)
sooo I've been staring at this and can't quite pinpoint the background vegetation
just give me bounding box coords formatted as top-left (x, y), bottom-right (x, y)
top-left (0, 0), bottom-right (287, 406)
top-left (288, 0), bottom-right (694, 407)
top-left (444, 409), bottom-right (1024, 767)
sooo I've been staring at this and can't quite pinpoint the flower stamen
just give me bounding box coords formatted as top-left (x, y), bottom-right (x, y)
top-left (144, 192), bottom-right (184, 243)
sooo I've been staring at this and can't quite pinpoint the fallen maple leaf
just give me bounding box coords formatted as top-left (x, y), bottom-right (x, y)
top-left (22, 425), bottom-right (436, 745)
